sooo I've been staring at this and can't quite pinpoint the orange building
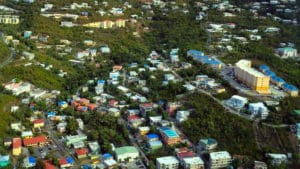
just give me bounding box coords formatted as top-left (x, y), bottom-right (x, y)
top-left (23, 135), bottom-right (47, 147)
top-left (160, 127), bottom-right (181, 146)
top-left (12, 138), bottom-right (22, 156)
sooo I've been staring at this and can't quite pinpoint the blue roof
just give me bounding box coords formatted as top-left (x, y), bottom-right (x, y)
top-left (259, 64), bottom-right (269, 71)
top-left (187, 49), bottom-right (204, 57)
top-left (265, 70), bottom-right (276, 77)
top-left (282, 83), bottom-right (298, 91)
top-left (28, 156), bottom-right (36, 164)
top-left (66, 156), bottom-right (74, 164)
top-left (147, 134), bottom-right (159, 139)
top-left (103, 153), bottom-right (112, 159)
top-left (97, 80), bottom-right (105, 84)
top-left (149, 140), bottom-right (163, 147)
top-left (271, 76), bottom-right (285, 83)
top-left (192, 55), bottom-right (209, 61)
top-left (202, 59), bottom-right (221, 65)
top-left (58, 101), bottom-right (67, 106)
top-left (160, 127), bottom-right (179, 138)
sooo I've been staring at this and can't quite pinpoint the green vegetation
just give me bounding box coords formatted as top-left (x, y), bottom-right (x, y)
top-left (0, 41), bottom-right (10, 63)
top-left (181, 93), bottom-right (261, 159)
top-left (0, 94), bottom-right (17, 138)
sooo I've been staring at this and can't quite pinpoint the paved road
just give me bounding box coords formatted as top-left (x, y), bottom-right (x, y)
top-left (0, 47), bottom-right (15, 68)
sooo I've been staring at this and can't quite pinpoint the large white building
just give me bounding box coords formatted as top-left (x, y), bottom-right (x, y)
top-left (156, 156), bottom-right (179, 169)
top-left (209, 151), bottom-right (231, 169)
top-left (224, 95), bottom-right (248, 110)
top-left (276, 47), bottom-right (298, 58)
top-left (248, 102), bottom-right (269, 119)
top-left (115, 146), bottom-right (139, 162)
top-left (183, 157), bottom-right (204, 169)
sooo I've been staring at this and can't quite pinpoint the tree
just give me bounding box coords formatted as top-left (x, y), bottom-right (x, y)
top-left (66, 117), bottom-right (79, 135)
top-left (35, 159), bottom-right (46, 169)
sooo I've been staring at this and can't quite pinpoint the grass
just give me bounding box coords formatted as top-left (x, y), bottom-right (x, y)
top-left (0, 41), bottom-right (10, 63)
top-left (0, 94), bottom-right (18, 138)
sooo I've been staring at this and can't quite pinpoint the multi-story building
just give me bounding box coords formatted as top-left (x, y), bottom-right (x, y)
top-left (234, 60), bottom-right (270, 94)
top-left (160, 127), bottom-right (181, 146)
top-left (114, 146), bottom-right (139, 162)
top-left (0, 15), bottom-right (19, 24)
top-left (12, 138), bottom-right (22, 156)
top-left (198, 138), bottom-right (218, 152)
top-left (156, 156), bottom-right (179, 169)
top-left (209, 151), bottom-right (231, 169)
top-left (183, 157), bottom-right (204, 169)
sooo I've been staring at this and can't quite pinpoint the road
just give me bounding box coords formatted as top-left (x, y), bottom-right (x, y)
top-left (0, 47), bottom-right (15, 68)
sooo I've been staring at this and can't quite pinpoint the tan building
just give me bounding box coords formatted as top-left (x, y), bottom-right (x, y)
top-left (0, 15), bottom-right (19, 24)
top-left (234, 60), bottom-right (270, 94)
top-left (100, 20), bottom-right (114, 29)
top-left (115, 19), bottom-right (126, 28)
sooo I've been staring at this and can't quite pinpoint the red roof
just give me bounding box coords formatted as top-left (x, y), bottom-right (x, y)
top-left (109, 100), bottom-right (118, 106)
top-left (33, 119), bottom-right (44, 124)
top-left (43, 160), bottom-right (56, 169)
top-left (177, 151), bottom-right (195, 159)
top-left (59, 158), bottom-right (68, 165)
top-left (13, 138), bottom-right (22, 148)
top-left (23, 136), bottom-right (47, 146)
top-left (128, 115), bottom-right (140, 121)
top-left (140, 102), bottom-right (153, 108)
top-left (75, 148), bottom-right (88, 156)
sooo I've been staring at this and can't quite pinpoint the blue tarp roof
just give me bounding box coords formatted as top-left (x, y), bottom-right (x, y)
top-left (283, 83), bottom-right (298, 91)
top-left (271, 76), bottom-right (285, 83)
top-left (103, 153), bottom-right (112, 159)
top-left (66, 156), bottom-right (74, 164)
top-left (147, 134), bottom-right (159, 139)
top-left (265, 70), bottom-right (276, 77)
top-left (28, 156), bottom-right (36, 164)
top-left (259, 64), bottom-right (269, 71)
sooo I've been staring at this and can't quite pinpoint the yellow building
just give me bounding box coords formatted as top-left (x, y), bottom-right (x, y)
top-left (0, 15), bottom-right (19, 24)
top-left (100, 20), bottom-right (114, 29)
top-left (83, 22), bottom-right (101, 28)
top-left (12, 138), bottom-right (22, 156)
top-left (115, 19), bottom-right (126, 28)
top-left (234, 60), bottom-right (270, 94)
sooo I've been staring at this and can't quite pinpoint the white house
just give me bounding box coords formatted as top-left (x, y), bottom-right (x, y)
top-left (156, 156), bottom-right (179, 169)
top-left (115, 146), bottom-right (139, 162)
top-left (248, 102), bottom-right (269, 119)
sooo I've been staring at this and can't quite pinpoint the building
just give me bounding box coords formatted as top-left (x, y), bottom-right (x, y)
top-left (115, 19), bottom-right (126, 28)
top-left (33, 119), bottom-right (45, 128)
top-left (12, 138), bottom-right (22, 156)
top-left (160, 127), bottom-right (181, 146)
top-left (148, 140), bottom-right (163, 150)
top-left (115, 146), bottom-right (139, 162)
top-left (209, 151), bottom-right (231, 169)
top-left (3, 138), bottom-right (12, 147)
top-left (59, 157), bottom-right (74, 168)
top-left (23, 136), bottom-right (47, 147)
top-left (65, 134), bottom-right (87, 146)
top-left (253, 161), bottom-right (268, 169)
top-left (188, 50), bottom-right (222, 70)
top-left (224, 95), bottom-right (248, 110)
top-left (266, 153), bottom-right (287, 166)
top-left (88, 141), bottom-right (100, 154)
top-left (0, 155), bottom-right (10, 168)
top-left (183, 157), bottom-right (204, 169)
top-left (176, 111), bottom-right (190, 123)
top-left (0, 15), bottom-right (19, 24)
top-left (156, 156), bottom-right (179, 169)
top-left (282, 83), bottom-right (298, 97)
top-left (296, 123), bottom-right (300, 140)
top-left (198, 138), bottom-right (218, 152)
top-left (23, 156), bottom-right (36, 168)
top-left (75, 148), bottom-right (88, 159)
top-left (248, 102), bottom-right (269, 119)
top-left (138, 126), bottom-right (150, 136)
top-left (234, 60), bottom-right (270, 94)
top-left (170, 48), bottom-right (179, 63)
top-left (276, 47), bottom-right (297, 58)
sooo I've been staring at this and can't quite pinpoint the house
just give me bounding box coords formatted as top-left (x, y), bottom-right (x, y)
top-left (198, 138), bottom-right (218, 152)
top-left (12, 138), bottom-right (22, 156)
top-left (138, 126), bottom-right (150, 136)
top-left (3, 138), bottom-right (12, 147)
top-left (65, 134), bottom-right (87, 146)
top-left (160, 127), bottom-right (181, 146)
top-left (170, 48), bottom-right (179, 63)
top-left (33, 119), bottom-right (45, 128)
top-left (276, 47), bottom-right (297, 58)
top-left (76, 118), bottom-right (84, 130)
top-left (156, 156), bottom-right (179, 169)
top-left (0, 15), bottom-right (19, 24)
top-left (248, 102), bottom-right (269, 119)
top-left (0, 155), bottom-right (10, 168)
top-left (99, 46), bottom-right (111, 54)
top-left (23, 135), bottom-right (47, 147)
top-left (139, 102), bottom-right (154, 116)
top-left (183, 157), bottom-right (204, 169)
top-left (23, 156), bottom-right (36, 168)
top-left (166, 102), bottom-right (181, 116)
top-left (22, 51), bottom-right (35, 60)
top-left (10, 122), bottom-right (22, 131)
top-left (88, 142), bottom-right (100, 154)
top-left (115, 146), bottom-right (139, 162)
top-left (76, 50), bottom-right (89, 59)
top-left (43, 160), bottom-right (56, 169)
top-left (266, 153), bottom-right (287, 165)
top-left (282, 83), bottom-right (298, 97)
top-left (253, 161), bottom-right (268, 169)
top-left (75, 148), bottom-right (88, 159)
top-left (59, 157), bottom-right (74, 168)
top-left (57, 122), bottom-right (67, 133)
top-left (108, 108), bottom-right (120, 117)
top-left (58, 101), bottom-right (68, 109)
top-left (115, 19), bottom-right (126, 28)
top-left (209, 151), bottom-right (231, 169)
top-left (224, 95), bottom-right (248, 110)
top-left (176, 111), bottom-right (190, 123)
top-left (21, 131), bottom-right (33, 138)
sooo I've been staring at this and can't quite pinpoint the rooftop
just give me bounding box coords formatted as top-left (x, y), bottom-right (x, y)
top-left (235, 60), bottom-right (266, 77)
top-left (115, 146), bottom-right (138, 156)
top-left (160, 127), bottom-right (179, 138)
top-left (183, 157), bottom-right (204, 165)
top-left (156, 156), bottom-right (179, 164)
top-left (209, 151), bottom-right (231, 160)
